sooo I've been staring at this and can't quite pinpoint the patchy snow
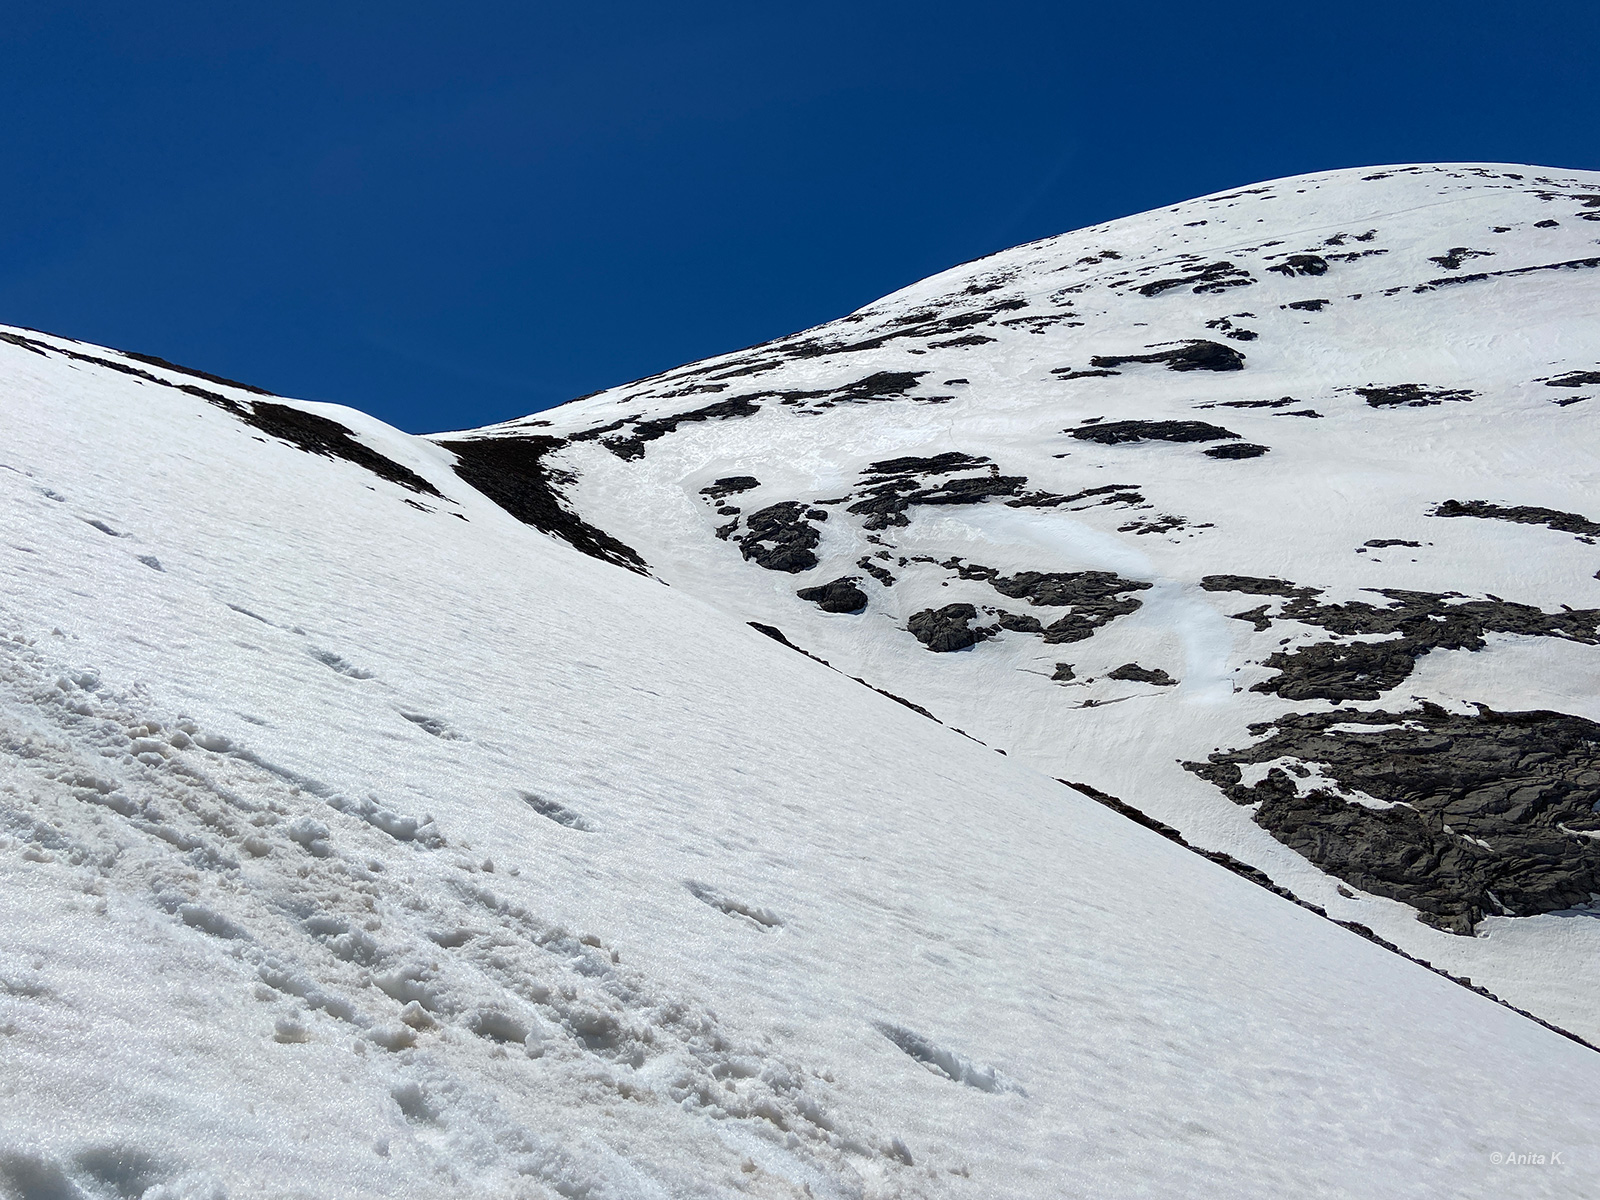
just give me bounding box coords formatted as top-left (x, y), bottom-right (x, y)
top-left (1, 164), bottom-right (1599, 1195)
top-left (480, 162), bottom-right (1600, 1045)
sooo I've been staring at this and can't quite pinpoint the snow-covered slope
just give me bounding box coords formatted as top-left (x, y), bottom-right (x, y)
top-left (449, 163), bottom-right (1600, 1049)
top-left (2, 164), bottom-right (1598, 1198)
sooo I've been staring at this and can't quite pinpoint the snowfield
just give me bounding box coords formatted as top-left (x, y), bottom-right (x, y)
top-left (463, 162), bottom-right (1600, 1048)
top-left (1, 163), bottom-right (1598, 1197)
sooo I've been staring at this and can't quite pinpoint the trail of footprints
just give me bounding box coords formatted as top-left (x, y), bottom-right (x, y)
top-left (0, 627), bottom-right (999, 1194)
top-left (9, 466), bottom-right (461, 746)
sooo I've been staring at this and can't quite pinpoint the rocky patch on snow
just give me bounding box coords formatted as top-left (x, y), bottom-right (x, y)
top-left (1351, 384), bottom-right (1477, 408)
top-left (796, 577), bottom-right (868, 614)
top-left (735, 502), bottom-right (828, 573)
top-left (1086, 339), bottom-right (1246, 373)
top-left (1201, 576), bottom-right (1600, 702)
top-left (1433, 498), bottom-right (1600, 540)
top-left (907, 604), bottom-right (985, 653)
top-left (0, 329), bottom-right (441, 498)
top-left (1187, 705), bottom-right (1600, 935)
top-left (570, 395), bottom-right (761, 461)
top-left (439, 435), bottom-right (648, 573)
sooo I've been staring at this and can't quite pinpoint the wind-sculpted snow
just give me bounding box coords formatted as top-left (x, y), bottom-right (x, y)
top-left (466, 162), bottom-right (1600, 1044)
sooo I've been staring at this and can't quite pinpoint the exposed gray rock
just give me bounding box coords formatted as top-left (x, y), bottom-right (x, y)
top-left (1088, 340), bottom-right (1245, 372)
top-left (440, 436), bottom-right (647, 573)
top-left (1266, 253), bottom-right (1329, 276)
top-left (737, 502), bottom-right (823, 573)
top-left (1353, 384), bottom-right (1475, 407)
top-left (988, 570), bottom-right (1152, 643)
top-left (846, 454), bottom-right (1026, 529)
top-left (1137, 262), bottom-right (1255, 297)
top-left (1106, 663), bottom-right (1177, 686)
top-left (1070, 420), bottom-right (1240, 445)
top-left (1434, 498), bottom-right (1600, 539)
top-left (700, 475), bottom-right (761, 499)
top-left (1185, 705), bottom-right (1600, 934)
top-left (1204, 442), bottom-right (1269, 459)
top-left (1200, 577), bottom-right (1600, 701)
top-left (796, 577), bottom-right (868, 613)
top-left (908, 604), bottom-right (985, 652)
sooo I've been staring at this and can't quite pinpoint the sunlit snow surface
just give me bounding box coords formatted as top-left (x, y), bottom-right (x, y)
top-left (1, 164), bottom-right (1598, 1197)
top-left (477, 163), bottom-right (1600, 1049)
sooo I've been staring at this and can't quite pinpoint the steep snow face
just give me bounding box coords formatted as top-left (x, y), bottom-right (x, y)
top-left (4, 314), bottom-right (1600, 1193)
top-left (452, 164), bottom-right (1600, 1042)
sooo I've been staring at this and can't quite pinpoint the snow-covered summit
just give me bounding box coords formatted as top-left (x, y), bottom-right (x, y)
top-left (1, 163), bottom-right (1598, 1197)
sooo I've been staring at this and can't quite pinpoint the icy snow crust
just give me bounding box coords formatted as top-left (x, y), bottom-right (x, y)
top-left (0, 165), bottom-right (1594, 1196)
top-left (467, 163), bottom-right (1600, 1048)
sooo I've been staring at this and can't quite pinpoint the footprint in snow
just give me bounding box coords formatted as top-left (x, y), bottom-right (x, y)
top-left (874, 1022), bottom-right (1024, 1094)
top-left (685, 880), bottom-right (783, 929)
top-left (520, 791), bottom-right (594, 831)
top-left (400, 711), bottom-right (463, 740)
top-left (307, 648), bottom-right (375, 679)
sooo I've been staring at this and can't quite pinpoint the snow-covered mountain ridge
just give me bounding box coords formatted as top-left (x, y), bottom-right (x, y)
top-left (1, 162), bottom-right (1598, 1197)
top-left (445, 163), bottom-right (1600, 1044)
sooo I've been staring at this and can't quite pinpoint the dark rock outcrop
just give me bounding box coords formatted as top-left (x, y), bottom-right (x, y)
top-left (1106, 663), bottom-right (1177, 686)
top-left (1543, 369), bottom-right (1600, 388)
top-left (0, 329), bottom-right (443, 498)
top-left (1088, 340), bottom-right (1245, 372)
top-left (1186, 705), bottom-right (1600, 933)
top-left (988, 570), bottom-right (1152, 644)
top-left (1427, 247), bottom-right (1494, 270)
top-left (995, 611), bottom-right (1045, 634)
top-left (844, 454), bottom-right (1026, 529)
top-left (1353, 384), bottom-right (1476, 407)
top-left (1266, 254), bottom-right (1329, 276)
top-left (796, 577), bottom-right (868, 613)
top-left (1413, 253), bottom-right (1600, 293)
top-left (1201, 577), bottom-right (1600, 701)
top-left (737, 502), bottom-right (825, 573)
top-left (908, 604), bottom-right (985, 652)
top-left (1204, 442), bottom-right (1269, 459)
top-left (1434, 499), bottom-right (1600, 539)
top-left (866, 452), bottom-right (990, 475)
top-left (246, 403), bottom-right (441, 496)
top-left (576, 396), bottom-right (762, 460)
top-left (700, 476), bottom-right (761, 499)
top-left (1137, 262), bottom-right (1255, 297)
top-left (1070, 420), bottom-right (1240, 445)
top-left (440, 436), bottom-right (646, 572)
top-left (1198, 574), bottom-right (1306, 597)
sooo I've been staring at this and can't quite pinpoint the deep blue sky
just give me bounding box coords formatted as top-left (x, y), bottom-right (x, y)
top-left (3, 3), bottom-right (1597, 433)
